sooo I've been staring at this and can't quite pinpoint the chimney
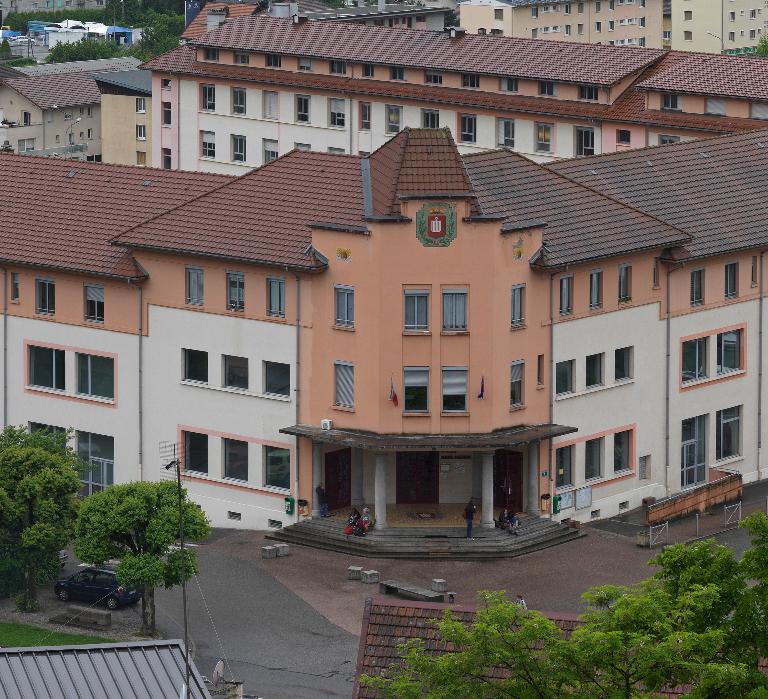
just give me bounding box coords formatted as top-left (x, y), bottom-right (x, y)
top-left (446, 26), bottom-right (466, 38)
top-left (206, 7), bottom-right (227, 31)
top-left (292, 13), bottom-right (307, 23)
top-left (270, 1), bottom-right (291, 17)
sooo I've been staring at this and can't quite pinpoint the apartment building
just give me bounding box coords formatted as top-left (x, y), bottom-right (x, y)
top-left (2, 126), bottom-right (767, 530)
top-left (143, 15), bottom-right (768, 172)
top-left (666, 0), bottom-right (767, 54)
top-left (459, 0), bottom-right (664, 48)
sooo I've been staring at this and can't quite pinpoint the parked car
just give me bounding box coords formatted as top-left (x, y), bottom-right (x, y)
top-left (54, 568), bottom-right (141, 609)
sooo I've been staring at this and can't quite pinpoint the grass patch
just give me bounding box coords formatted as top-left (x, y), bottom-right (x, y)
top-left (0, 621), bottom-right (111, 647)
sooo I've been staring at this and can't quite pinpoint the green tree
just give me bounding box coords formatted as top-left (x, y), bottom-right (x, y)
top-left (0, 426), bottom-right (81, 611)
top-left (74, 481), bottom-right (210, 636)
top-left (128, 11), bottom-right (184, 62)
top-left (0, 40), bottom-right (11, 60)
top-left (757, 34), bottom-right (768, 58)
top-left (46, 38), bottom-right (125, 64)
top-left (6, 9), bottom-right (109, 32)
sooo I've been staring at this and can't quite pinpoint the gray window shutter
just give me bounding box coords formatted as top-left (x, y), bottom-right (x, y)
top-left (335, 363), bottom-right (354, 407)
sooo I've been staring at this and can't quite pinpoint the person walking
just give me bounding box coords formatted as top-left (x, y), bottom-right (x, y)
top-left (315, 484), bottom-right (329, 517)
top-left (464, 497), bottom-right (477, 539)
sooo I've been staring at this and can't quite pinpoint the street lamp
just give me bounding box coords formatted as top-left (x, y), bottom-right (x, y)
top-left (706, 31), bottom-right (724, 54)
top-left (66, 116), bottom-right (82, 152)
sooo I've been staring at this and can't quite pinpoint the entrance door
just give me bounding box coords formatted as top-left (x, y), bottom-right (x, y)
top-left (325, 448), bottom-right (351, 512)
top-left (494, 451), bottom-right (523, 513)
top-left (396, 452), bottom-right (439, 504)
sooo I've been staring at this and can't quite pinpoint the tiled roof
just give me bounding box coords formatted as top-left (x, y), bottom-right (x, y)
top-left (548, 129), bottom-right (768, 259)
top-left (182, 2), bottom-right (260, 40)
top-left (637, 51), bottom-right (768, 101)
top-left (114, 151), bottom-right (365, 269)
top-left (189, 15), bottom-right (665, 85)
top-left (354, 598), bottom-right (580, 699)
top-left (0, 154), bottom-right (229, 278)
top-left (368, 128), bottom-right (475, 217)
top-left (144, 46), bottom-right (768, 135)
top-left (463, 149), bottom-right (689, 267)
top-left (3, 72), bottom-right (102, 109)
top-left (15, 56), bottom-right (142, 76)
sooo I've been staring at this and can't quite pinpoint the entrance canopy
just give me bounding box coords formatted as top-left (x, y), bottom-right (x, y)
top-left (280, 423), bottom-right (576, 450)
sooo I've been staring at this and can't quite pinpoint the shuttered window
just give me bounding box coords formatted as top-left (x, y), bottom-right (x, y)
top-left (510, 360), bottom-right (524, 406)
top-left (404, 367), bottom-right (429, 412)
top-left (442, 289), bottom-right (467, 331)
top-left (334, 362), bottom-right (354, 408)
top-left (705, 98), bottom-right (726, 116)
top-left (442, 367), bottom-right (467, 412)
top-left (751, 102), bottom-right (768, 120)
top-left (85, 284), bottom-right (104, 322)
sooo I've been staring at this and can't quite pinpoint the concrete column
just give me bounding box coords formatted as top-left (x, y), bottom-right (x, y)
top-left (311, 443), bottom-right (323, 517)
top-left (527, 442), bottom-right (540, 516)
top-left (481, 452), bottom-right (495, 528)
top-left (374, 452), bottom-right (388, 529)
top-left (352, 448), bottom-right (364, 507)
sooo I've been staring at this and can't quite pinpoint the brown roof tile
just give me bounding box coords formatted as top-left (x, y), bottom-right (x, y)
top-left (0, 154), bottom-right (229, 278)
top-left (189, 15), bottom-right (665, 86)
top-left (182, 2), bottom-right (260, 40)
top-left (3, 72), bottom-right (103, 110)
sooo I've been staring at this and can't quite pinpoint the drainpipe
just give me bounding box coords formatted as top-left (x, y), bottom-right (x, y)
top-left (664, 266), bottom-right (671, 494)
top-left (2, 267), bottom-right (7, 429)
top-left (294, 272), bottom-right (301, 523)
top-left (129, 279), bottom-right (144, 479)
top-left (547, 271), bottom-right (556, 520)
top-left (758, 252), bottom-right (764, 478)
top-left (348, 99), bottom-right (354, 156)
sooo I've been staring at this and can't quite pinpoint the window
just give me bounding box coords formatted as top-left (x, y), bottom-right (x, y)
top-left (589, 269), bottom-right (602, 309)
top-left (162, 148), bottom-right (172, 169)
top-left (263, 139), bottom-right (278, 163)
top-left (390, 66), bottom-right (405, 80)
top-left (29, 345), bottom-right (65, 390)
top-left (267, 277), bottom-right (285, 317)
top-left (618, 264), bottom-right (631, 302)
top-left (751, 102), bottom-right (768, 120)
top-left (579, 84), bottom-right (598, 101)
top-left (497, 118), bottom-right (514, 147)
top-left (385, 105), bottom-right (402, 134)
top-left (537, 354), bottom-right (545, 386)
top-left (494, 7), bottom-right (503, 19)
top-left (360, 102), bottom-right (371, 130)
top-left (555, 445), bottom-right (573, 488)
top-left (10, 272), bottom-right (19, 301)
top-left (510, 360), bottom-right (524, 407)
top-left (422, 109), bottom-right (440, 129)
top-left (595, 21), bottom-right (602, 31)
top-left (184, 431), bottom-right (208, 474)
top-left (753, 256), bottom-right (759, 285)
top-left (298, 56), bottom-right (312, 71)
top-left (266, 53), bottom-right (281, 68)
top-left (724, 262), bottom-right (738, 299)
top-left (613, 430), bottom-right (631, 472)
top-left (135, 97), bottom-right (146, 113)
top-left (234, 51), bottom-right (249, 65)
top-left (18, 138), bottom-right (35, 153)
top-left (232, 87), bottom-right (246, 115)
top-left (36, 278), bottom-right (55, 314)
top-left (162, 101), bottom-right (172, 125)
top-left (231, 134), bottom-right (247, 163)
top-left (265, 446), bottom-right (290, 489)
top-left (184, 349), bottom-right (208, 382)
top-left (659, 135), bottom-right (680, 146)
top-left (681, 414), bottom-right (706, 487)
top-left (716, 406), bottom-right (741, 461)
top-left (162, 79), bottom-right (171, 89)
top-left (652, 257), bottom-right (660, 288)
top-left (334, 361), bottom-right (354, 407)
top-left (458, 114), bottom-right (476, 144)
top-left (585, 437), bottom-right (602, 480)
top-left (265, 361), bottom-right (290, 396)
top-left (185, 267), bottom-right (204, 306)
top-left (335, 285), bottom-right (354, 327)
top-left (224, 438), bottom-right (248, 481)
top-left (559, 275), bottom-right (573, 315)
top-left (201, 84), bottom-right (215, 111)
top-left (555, 360), bottom-right (573, 395)
top-left (296, 94), bottom-right (310, 123)
top-left (575, 127), bottom-right (595, 156)
top-left (295, 143), bottom-right (311, 151)
top-left (329, 60), bottom-right (346, 75)
top-left (586, 353), bottom-right (603, 388)
top-left (442, 367), bottom-right (467, 412)
top-left (224, 271), bottom-right (244, 312)
top-left (617, 129), bottom-right (631, 145)
top-left (201, 131), bottom-right (215, 158)
top-left (511, 284), bottom-right (525, 326)
top-left (501, 77), bottom-right (518, 92)
top-left (717, 329), bottom-right (741, 374)
top-left (263, 91), bottom-right (278, 119)
top-left (462, 73), bottom-right (480, 88)
top-left (84, 284), bottom-right (104, 322)
top-left (404, 367), bottom-right (429, 412)
top-left (329, 98), bottom-right (345, 127)
top-left (442, 289), bottom-right (467, 331)
top-left (77, 432), bottom-right (114, 496)
top-left (662, 93), bottom-right (680, 111)
top-left (223, 355), bottom-right (248, 389)
top-left (690, 268), bottom-right (705, 306)
top-left (615, 346), bottom-right (633, 381)
top-left (539, 81), bottom-right (555, 96)
top-left (682, 337), bottom-right (707, 382)
top-left (425, 71), bottom-right (443, 85)
top-left (531, 6), bottom-right (539, 17)
top-left (77, 353), bottom-right (114, 399)
top-left (683, 30), bottom-right (692, 41)
top-left (328, 147), bottom-right (345, 155)
top-left (536, 123), bottom-right (553, 153)
top-left (404, 289), bottom-right (429, 330)
top-left (705, 98), bottom-right (726, 116)
top-left (203, 48), bottom-right (219, 61)
top-left (362, 64), bottom-right (375, 78)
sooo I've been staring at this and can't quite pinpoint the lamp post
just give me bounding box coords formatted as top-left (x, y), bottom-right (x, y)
top-left (706, 31), bottom-right (724, 54)
top-left (66, 116), bottom-right (82, 155)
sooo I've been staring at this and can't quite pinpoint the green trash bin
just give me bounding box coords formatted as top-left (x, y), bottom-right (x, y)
top-left (284, 496), bottom-right (295, 515)
top-left (552, 495), bottom-right (561, 515)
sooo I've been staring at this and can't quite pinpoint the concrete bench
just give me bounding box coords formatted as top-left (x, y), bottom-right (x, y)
top-left (261, 546), bottom-right (277, 559)
top-left (273, 543), bottom-right (290, 557)
top-left (379, 579), bottom-right (445, 602)
top-left (347, 566), bottom-right (363, 580)
top-left (49, 606), bottom-right (112, 629)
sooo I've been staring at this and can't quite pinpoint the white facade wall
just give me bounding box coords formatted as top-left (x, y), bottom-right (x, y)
top-left (142, 305), bottom-right (299, 530)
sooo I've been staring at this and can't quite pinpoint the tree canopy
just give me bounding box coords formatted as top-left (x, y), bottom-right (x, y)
top-left (46, 37), bottom-right (124, 63)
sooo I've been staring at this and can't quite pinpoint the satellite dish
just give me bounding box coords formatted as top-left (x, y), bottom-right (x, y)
top-left (212, 659), bottom-right (225, 687)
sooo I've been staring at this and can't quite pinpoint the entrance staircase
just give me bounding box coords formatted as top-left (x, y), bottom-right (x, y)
top-left (266, 516), bottom-right (583, 560)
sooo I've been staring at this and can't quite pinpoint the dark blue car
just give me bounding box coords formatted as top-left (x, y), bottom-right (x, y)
top-left (54, 568), bottom-right (141, 609)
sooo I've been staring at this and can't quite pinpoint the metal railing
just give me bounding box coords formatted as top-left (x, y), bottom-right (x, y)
top-left (649, 521), bottom-right (669, 548)
top-left (724, 501), bottom-right (742, 528)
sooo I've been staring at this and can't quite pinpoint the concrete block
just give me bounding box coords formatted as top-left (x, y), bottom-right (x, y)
top-left (361, 569), bottom-right (380, 584)
top-left (261, 545), bottom-right (277, 559)
top-left (347, 565), bottom-right (363, 580)
top-left (431, 578), bottom-right (448, 593)
top-left (274, 543), bottom-right (290, 557)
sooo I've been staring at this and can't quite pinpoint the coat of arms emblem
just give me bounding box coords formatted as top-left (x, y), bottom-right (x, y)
top-left (415, 202), bottom-right (457, 247)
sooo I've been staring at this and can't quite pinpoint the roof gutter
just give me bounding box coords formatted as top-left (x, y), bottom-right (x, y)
top-left (0, 258), bottom-right (144, 283)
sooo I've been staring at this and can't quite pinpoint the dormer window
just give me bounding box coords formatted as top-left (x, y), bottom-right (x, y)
top-left (390, 66), bottom-right (405, 80)
top-left (662, 93), bottom-right (681, 111)
top-left (234, 52), bottom-right (249, 65)
top-left (266, 53), bottom-right (281, 68)
top-left (501, 77), bottom-right (518, 92)
top-left (362, 64), bottom-right (375, 77)
top-left (539, 80), bottom-right (555, 96)
top-left (203, 48), bottom-right (219, 61)
top-left (461, 73), bottom-right (480, 88)
top-left (329, 60), bottom-right (347, 75)
top-left (579, 84), bottom-right (599, 101)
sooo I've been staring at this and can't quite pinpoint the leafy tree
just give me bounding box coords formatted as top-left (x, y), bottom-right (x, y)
top-left (75, 481), bottom-right (210, 636)
top-left (757, 35), bottom-right (768, 58)
top-left (46, 38), bottom-right (125, 64)
top-left (0, 40), bottom-right (11, 60)
top-left (739, 513), bottom-right (768, 660)
top-left (0, 426), bottom-right (81, 611)
top-left (6, 9), bottom-right (110, 32)
top-left (5, 57), bottom-right (37, 67)
top-left (128, 11), bottom-right (184, 62)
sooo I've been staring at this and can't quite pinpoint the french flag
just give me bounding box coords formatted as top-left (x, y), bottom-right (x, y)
top-left (389, 377), bottom-right (399, 407)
